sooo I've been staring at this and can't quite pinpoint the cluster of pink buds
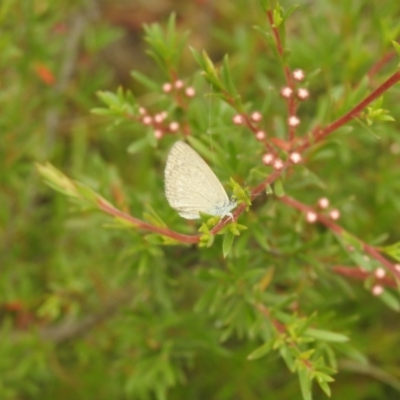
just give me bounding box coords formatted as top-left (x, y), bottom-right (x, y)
top-left (261, 150), bottom-right (302, 171)
top-left (371, 267), bottom-right (387, 296)
top-left (372, 264), bottom-right (400, 297)
top-left (305, 198), bottom-right (341, 224)
top-left (280, 69), bottom-right (310, 130)
top-left (261, 153), bottom-right (285, 171)
top-left (316, 197), bottom-right (341, 221)
top-left (251, 112), bottom-right (267, 143)
top-left (232, 111), bottom-right (268, 144)
top-left (138, 108), bottom-right (179, 140)
top-left (162, 80), bottom-right (196, 98)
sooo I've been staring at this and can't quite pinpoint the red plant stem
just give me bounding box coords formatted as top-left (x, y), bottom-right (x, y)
top-left (332, 266), bottom-right (397, 288)
top-left (367, 52), bottom-right (396, 79)
top-left (266, 9), bottom-right (296, 141)
top-left (297, 70), bottom-right (400, 153)
top-left (256, 302), bottom-right (285, 333)
top-left (256, 302), bottom-right (313, 369)
top-left (98, 153), bottom-right (287, 240)
top-left (279, 195), bottom-right (400, 280)
top-left (97, 198), bottom-right (200, 243)
top-left (100, 71), bottom-right (400, 248)
top-left (266, 10), bottom-right (292, 85)
top-left (210, 164), bottom-right (287, 234)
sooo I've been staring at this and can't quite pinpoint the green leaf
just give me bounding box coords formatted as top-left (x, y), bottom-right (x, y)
top-left (282, 5), bottom-right (300, 23)
top-left (280, 345), bottom-right (296, 372)
top-left (221, 54), bottom-right (238, 99)
top-left (199, 222), bottom-right (214, 247)
top-left (0, 0), bottom-right (15, 22)
top-left (392, 40), bottom-right (400, 57)
top-left (143, 13), bottom-right (189, 74)
top-left (272, 4), bottom-right (283, 28)
top-left (222, 231), bottom-right (235, 258)
top-left (258, 0), bottom-right (271, 13)
top-left (336, 231), bottom-right (374, 271)
top-left (377, 289), bottom-right (400, 312)
top-left (247, 340), bottom-right (274, 360)
top-left (298, 367), bottom-right (313, 400)
top-left (131, 70), bottom-right (160, 91)
top-left (315, 372), bottom-right (333, 397)
top-left (273, 178), bottom-right (285, 197)
top-left (143, 204), bottom-right (168, 228)
top-left (305, 328), bottom-right (349, 343)
top-left (380, 241), bottom-right (400, 262)
top-left (127, 137), bottom-right (150, 154)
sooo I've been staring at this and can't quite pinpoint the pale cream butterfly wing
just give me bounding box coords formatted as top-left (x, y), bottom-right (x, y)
top-left (164, 141), bottom-right (236, 219)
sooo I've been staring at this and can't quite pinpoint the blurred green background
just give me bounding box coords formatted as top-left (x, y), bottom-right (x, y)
top-left (2, 0), bottom-right (400, 399)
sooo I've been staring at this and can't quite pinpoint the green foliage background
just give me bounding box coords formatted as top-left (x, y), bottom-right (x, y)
top-left (2, 0), bottom-right (400, 399)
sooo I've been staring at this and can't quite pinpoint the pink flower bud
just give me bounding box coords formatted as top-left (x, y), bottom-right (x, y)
top-left (162, 82), bottom-right (173, 92)
top-left (329, 209), bottom-right (340, 220)
top-left (273, 159), bottom-right (284, 170)
top-left (142, 116), bottom-right (153, 125)
top-left (297, 88), bottom-right (309, 100)
top-left (306, 211), bottom-right (317, 223)
top-left (169, 121), bottom-right (179, 132)
top-left (375, 268), bottom-right (386, 278)
top-left (262, 153), bottom-right (274, 165)
top-left (288, 116), bottom-right (300, 127)
top-left (280, 86), bottom-right (293, 98)
top-left (232, 114), bottom-right (244, 125)
top-left (154, 113), bottom-right (165, 123)
top-left (174, 80), bottom-right (184, 89)
top-left (372, 285), bottom-right (384, 296)
top-left (318, 198), bottom-right (329, 209)
top-left (289, 152), bottom-right (302, 164)
top-left (255, 130), bottom-right (266, 141)
top-left (293, 69), bottom-right (305, 81)
top-left (185, 87), bottom-right (196, 97)
top-left (251, 111), bottom-right (262, 122)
